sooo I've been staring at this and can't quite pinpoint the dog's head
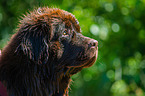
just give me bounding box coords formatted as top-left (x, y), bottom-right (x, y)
top-left (0, 7), bottom-right (98, 95)
top-left (16, 7), bottom-right (98, 76)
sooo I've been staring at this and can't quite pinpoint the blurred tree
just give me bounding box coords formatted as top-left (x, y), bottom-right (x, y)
top-left (0, 0), bottom-right (145, 96)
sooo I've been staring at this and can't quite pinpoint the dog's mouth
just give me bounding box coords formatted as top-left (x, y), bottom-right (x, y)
top-left (82, 54), bottom-right (97, 68)
top-left (63, 47), bottom-right (98, 76)
top-left (82, 46), bottom-right (98, 68)
top-left (66, 46), bottom-right (98, 68)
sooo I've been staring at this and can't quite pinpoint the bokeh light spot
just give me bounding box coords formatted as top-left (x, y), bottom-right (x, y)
top-left (90, 24), bottom-right (99, 36)
top-left (107, 70), bottom-right (115, 80)
top-left (104, 3), bottom-right (114, 12)
top-left (99, 26), bottom-right (108, 40)
top-left (121, 7), bottom-right (129, 15)
top-left (111, 80), bottom-right (128, 95)
top-left (112, 23), bottom-right (120, 32)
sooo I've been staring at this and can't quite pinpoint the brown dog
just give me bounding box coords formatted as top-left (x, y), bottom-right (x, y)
top-left (0, 7), bottom-right (98, 96)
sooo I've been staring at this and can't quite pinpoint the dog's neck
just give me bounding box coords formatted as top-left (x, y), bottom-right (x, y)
top-left (0, 55), bottom-right (71, 96)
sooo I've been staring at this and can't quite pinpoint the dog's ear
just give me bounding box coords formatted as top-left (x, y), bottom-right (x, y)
top-left (19, 23), bottom-right (50, 64)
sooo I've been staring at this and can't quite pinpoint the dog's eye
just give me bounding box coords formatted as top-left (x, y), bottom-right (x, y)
top-left (63, 30), bottom-right (68, 35)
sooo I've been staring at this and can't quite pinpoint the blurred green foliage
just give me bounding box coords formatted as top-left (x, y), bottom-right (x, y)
top-left (0, 0), bottom-right (145, 96)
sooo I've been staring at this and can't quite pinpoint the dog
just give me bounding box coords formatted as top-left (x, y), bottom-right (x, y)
top-left (0, 7), bottom-right (98, 96)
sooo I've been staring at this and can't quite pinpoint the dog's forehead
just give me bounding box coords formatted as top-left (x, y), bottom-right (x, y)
top-left (19, 7), bottom-right (81, 33)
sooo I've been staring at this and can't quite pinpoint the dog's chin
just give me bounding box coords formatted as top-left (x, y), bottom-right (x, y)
top-left (82, 46), bottom-right (98, 68)
top-left (64, 47), bottom-right (98, 76)
top-left (65, 46), bottom-right (98, 69)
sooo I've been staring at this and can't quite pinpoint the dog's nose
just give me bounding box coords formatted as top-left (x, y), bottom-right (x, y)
top-left (89, 39), bottom-right (98, 48)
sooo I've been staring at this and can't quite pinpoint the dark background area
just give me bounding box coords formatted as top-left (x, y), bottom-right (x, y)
top-left (0, 0), bottom-right (145, 96)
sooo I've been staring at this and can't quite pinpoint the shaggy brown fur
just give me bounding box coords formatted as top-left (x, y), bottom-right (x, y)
top-left (0, 7), bottom-right (98, 96)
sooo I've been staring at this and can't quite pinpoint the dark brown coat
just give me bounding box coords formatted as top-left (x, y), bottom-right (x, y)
top-left (0, 7), bottom-right (98, 96)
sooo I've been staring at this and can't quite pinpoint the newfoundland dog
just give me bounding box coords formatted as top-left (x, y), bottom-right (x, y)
top-left (0, 7), bottom-right (98, 96)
